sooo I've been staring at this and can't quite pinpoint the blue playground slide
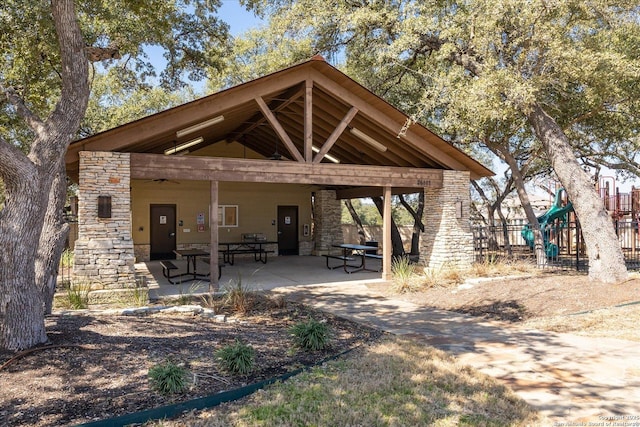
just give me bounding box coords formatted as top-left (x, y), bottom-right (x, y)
top-left (521, 189), bottom-right (573, 257)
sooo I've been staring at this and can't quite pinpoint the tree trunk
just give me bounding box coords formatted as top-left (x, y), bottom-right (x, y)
top-left (0, 0), bottom-right (89, 350)
top-left (498, 148), bottom-right (547, 266)
top-left (398, 193), bottom-right (424, 256)
top-left (0, 169), bottom-right (50, 350)
top-left (371, 196), bottom-right (405, 257)
top-left (528, 103), bottom-right (627, 282)
top-left (36, 159), bottom-right (70, 315)
top-left (471, 180), bottom-right (499, 250)
top-left (496, 206), bottom-right (512, 256)
top-left (344, 200), bottom-right (366, 244)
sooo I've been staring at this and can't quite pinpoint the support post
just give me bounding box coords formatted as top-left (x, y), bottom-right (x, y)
top-left (209, 180), bottom-right (219, 291)
top-left (382, 185), bottom-right (392, 280)
top-left (304, 79), bottom-right (313, 162)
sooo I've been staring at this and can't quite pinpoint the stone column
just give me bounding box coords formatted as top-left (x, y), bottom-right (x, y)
top-left (73, 152), bottom-right (136, 289)
top-left (313, 190), bottom-right (344, 255)
top-left (420, 170), bottom-right (474, 269)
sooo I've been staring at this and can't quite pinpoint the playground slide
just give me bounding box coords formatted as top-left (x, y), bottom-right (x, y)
top-left (522, 189), bottom-right (573, 257)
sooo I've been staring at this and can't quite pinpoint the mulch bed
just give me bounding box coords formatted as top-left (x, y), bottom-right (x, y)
top-left (0, 299), bottom-right (384, 427)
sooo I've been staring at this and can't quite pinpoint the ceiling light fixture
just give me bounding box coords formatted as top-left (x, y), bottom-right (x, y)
top-left (164, 137), bottom-right (204, 155)
top-left (175, 115), bottom-right (224, 138)
top-left (350, 127), bottom-right (388, 152)
top-left (312, 145), bottom-right (340, 163)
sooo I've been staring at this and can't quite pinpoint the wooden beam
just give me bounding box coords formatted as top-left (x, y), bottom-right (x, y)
top-left (382, 185), bottom-right (392, 280)
top-left (255, 96), bottom-right (305, 163)
top-left (310, 70), bottom-right (471, 171)
top-left (313, 106), bottom-right (358, 164)
top-left (130, 153), bottom-right (444, 188)
top-left (304, 80), bottom-right (313, 162)
top-left (66, 69), bottom-right (311, 165)
top-left (335, 186), bottom-right (422, 200)
top-left (229, 84), bottom-right (305, 142)
top-left (209, 180), bottom-right (219, 291)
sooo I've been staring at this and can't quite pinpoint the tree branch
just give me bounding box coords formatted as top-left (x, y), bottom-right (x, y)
top-left (0, 135), bottom-right (36, 183)
top-left (30, 0), bottom-right (90, 166)
top-left (85, 45), bottom-right (121, 62)
top-left (1, 85), bottom-right (46, 137)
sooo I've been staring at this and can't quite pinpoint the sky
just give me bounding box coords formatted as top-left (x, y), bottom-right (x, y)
top-left (144, 1), bottom-right (263, 88)
top-left (217, 1), bottom-right (264, 36)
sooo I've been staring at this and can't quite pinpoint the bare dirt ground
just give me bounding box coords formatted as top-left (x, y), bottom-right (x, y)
top-left (1, 271), bottom-right (638, 426)
top-left (369, 271), bottom-right (640, 323)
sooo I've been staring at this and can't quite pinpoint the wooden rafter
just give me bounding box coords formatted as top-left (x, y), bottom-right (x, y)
top-left (304, 79), bottom-right (313, 162)
top-left (313, 106), bottom-right (358, 163)
top-left (310, 70), bottom-right (471, 171)
top-left (255, 96), bottom-right (305, 163)
top-left (228, 84), bottom-right (305, 143)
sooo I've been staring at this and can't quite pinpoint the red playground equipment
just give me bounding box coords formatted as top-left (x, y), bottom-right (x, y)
top-left (597, 176), bottom-right (640, 221)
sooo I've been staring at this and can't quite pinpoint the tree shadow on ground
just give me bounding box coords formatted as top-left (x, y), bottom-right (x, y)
top-left (454, 299), bottom-right (529, 322)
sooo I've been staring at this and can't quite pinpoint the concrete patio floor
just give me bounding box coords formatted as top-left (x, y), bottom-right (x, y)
top-left (135, 254), bottom-right (387, 299)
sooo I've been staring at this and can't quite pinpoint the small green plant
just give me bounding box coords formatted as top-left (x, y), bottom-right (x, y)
top-left (66, 280), bottom-right (91, 309)
top-left (174, 282), bottom-right (201, 305)
top-left (290, 318), bottom-right (330, 351)
top-left (216, 339), bottom-right (255, 375)
top-left (129, 285), bottom-right (148, 307)
top-left (390, 256), bottom-right (418, 293)
top-left (60, 248), bottom-right (74, 268)
top-left (148, 360), bottom-right (189, 395)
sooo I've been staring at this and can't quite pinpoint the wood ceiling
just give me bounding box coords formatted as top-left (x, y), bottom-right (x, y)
top-left (66, 57), bottom-right (493, 181)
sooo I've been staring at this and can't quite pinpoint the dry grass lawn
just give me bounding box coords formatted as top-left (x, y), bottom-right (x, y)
top-left (522, 303), bottom-right (640, 341)
top-left (150, 337), bottom-right (544, 427)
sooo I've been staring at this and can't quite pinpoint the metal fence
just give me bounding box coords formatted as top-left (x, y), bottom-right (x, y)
top-left (472, 220), bottom-right (640, 272)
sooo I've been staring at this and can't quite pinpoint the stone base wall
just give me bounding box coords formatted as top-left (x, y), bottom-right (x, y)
top-left (299, 241), bottom-right (313, 256)
top-left (53, 287), bottom-right (149, 307)
top-left (420, 170), bottom-right (474, 270)
top-left (312, 190), bottom-right (344, 255)
top-left (177, 243), bottom-right (210, 253)
top-left (73, 152), bottom-right (136, 289)
top-left (134, 244), bottom-right (150, 262)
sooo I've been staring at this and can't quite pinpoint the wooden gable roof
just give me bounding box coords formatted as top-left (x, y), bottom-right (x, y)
top-left (66, 56), bottom-right (492, 181)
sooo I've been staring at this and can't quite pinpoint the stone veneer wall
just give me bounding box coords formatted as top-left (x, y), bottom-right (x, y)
top-left (420, 170), bottom-right (474, 269)
top-left (134, 244), bottom-right (150, 262)
top-left (313, 190), bottom-right (343, 255)
top-left (73, 152), bottom-right (136, 289)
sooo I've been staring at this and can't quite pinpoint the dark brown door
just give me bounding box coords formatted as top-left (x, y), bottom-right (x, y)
top-left (277, 205), bottom-right (298, 255)
top-left (150, 204), bottom-right (176, 260)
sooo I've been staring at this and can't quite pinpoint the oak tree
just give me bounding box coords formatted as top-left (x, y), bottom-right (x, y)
top-left (0, 0), bottom-right (229, 350)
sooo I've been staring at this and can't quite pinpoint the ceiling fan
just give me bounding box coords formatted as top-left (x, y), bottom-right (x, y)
top-left (269, 138), bottom-right (283, 160)
top-left (145, 178), bottom-right (180, 184)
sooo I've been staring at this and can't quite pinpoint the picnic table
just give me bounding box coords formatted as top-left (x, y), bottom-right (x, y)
top-left (160, 249), bottom-right (211, 284)
top-left (323, 243), bottom-right (382, 273)
top-left (219, 241), bottom-right (276, 265)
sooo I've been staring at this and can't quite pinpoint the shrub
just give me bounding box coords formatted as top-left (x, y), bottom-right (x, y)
top-left (216, 339), bottom-right (255, 375)
top-left (148, 360), bottom-right (189, 395)
top-left (222, 277), bottom-right (255, 314)
top-left (290, 318), bottom-right (330, 352)
top-left (390, 256), bottom-right (419, 293)
top-left (66, 280), bottom-right (91, 309)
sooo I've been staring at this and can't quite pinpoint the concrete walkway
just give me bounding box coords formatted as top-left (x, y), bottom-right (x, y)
top-left (271, 281), bottom-right (640, 425)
